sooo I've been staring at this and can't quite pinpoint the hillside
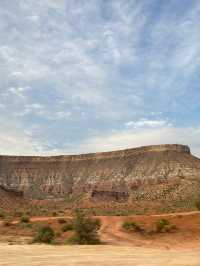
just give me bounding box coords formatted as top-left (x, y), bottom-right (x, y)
top-left (0, 144), bottom-right (200, 212)
top-left (0, 186), bottom-right (25, 211)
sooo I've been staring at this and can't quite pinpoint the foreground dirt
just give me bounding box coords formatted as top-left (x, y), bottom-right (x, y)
top-left (0, 245), bottom-right (200, 266)
top-left (1, 211), bottom-right (200, 248)
top-left (0, 212), bottom-right (200, 265)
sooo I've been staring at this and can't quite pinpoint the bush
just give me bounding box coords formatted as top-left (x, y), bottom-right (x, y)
top-left (68, 210), bottom-right (101, 245)
top-left (20, 216), bottom-right (30, 223)
top-left (0, 210), bottom-right (5, 219)
top-left (195, 200), bottom-right (200, 210)
top-left (14, 211), bottom-right (23, 217)
top-left (23, 223), bottom-right (32, 229)
top-left (61, 223), bottom-right (73, 232)
top-left (33, 225), bottom-right (55, 244)
top-left (122, 221), bottom-right (142, 232)
top-left (156, 219), bottom-right (177, 233)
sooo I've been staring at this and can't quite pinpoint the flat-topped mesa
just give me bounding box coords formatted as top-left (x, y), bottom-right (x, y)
top-left (0, 144), bottom-right (191, 162)
top-left (0, 143), bottom-right (199, 204)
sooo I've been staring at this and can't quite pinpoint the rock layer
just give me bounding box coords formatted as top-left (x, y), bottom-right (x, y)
top-left (0, 144), bottom-right (200, 205)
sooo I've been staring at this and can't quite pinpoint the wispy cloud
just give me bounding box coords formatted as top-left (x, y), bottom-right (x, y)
top-left (0, 0), bottom-right (199, 155)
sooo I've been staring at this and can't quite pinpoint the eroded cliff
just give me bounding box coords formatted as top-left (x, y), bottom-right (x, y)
top-left (0, 144), bottom-right (200, 208)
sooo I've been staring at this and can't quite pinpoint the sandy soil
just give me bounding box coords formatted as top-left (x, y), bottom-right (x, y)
top-left (0, 211), bottom-right (200, 265)
top-left (1, 211), bottom-right (200, 248)
top-left (0, 244), bottom-right (200, 266)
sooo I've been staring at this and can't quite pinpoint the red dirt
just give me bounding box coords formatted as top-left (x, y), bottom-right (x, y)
top-left (1, 211), bottom-right (200, 248)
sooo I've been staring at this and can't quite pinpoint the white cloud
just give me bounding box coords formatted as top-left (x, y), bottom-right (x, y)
top-left (0, 118), bottom-right (43, 155)
top-left (125, 119), bottom-right (172, 128)
top-left (77, 125), bottom-right (200, 158)
top-left (0, 1), bottom-right (199, 156)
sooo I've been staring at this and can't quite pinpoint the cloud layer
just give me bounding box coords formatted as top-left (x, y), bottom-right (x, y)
top-left (0, 0), bottom-right (200, 156)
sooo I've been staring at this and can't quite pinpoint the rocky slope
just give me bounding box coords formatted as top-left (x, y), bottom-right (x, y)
top-left (0, 185), bottom-right (25, 211)
top-left (0, 144), bottom-right (200, 211)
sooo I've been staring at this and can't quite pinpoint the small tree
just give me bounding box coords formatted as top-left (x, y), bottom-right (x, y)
top-left (70, 210), bottom-right (101, 244)
top-left (33, 225), bottom-right (55, 244)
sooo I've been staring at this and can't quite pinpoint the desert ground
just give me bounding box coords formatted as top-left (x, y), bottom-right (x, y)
top-left (0, 244), bottom-right (200, 266)
top-left (1, 211), bottom-right (200, 265)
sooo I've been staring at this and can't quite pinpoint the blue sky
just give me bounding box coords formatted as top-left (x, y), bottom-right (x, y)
top-left (0, 0), bottom-right (200, 156)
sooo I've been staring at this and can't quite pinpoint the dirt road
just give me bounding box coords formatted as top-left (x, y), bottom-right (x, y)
top-left (0, 245), bottom-right (200, 266)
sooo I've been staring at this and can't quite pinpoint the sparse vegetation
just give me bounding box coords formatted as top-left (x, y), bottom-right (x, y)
top-left (61, 223), bottom-right (73, 232)
top-left (0, 209), bottom-right (5, 219)
top-left (156, 219), bottom-right (177, 233)
top-left (20, 215), bottom-right (30, 223)
top-left (195, 199), bottom-right (200, 210)
top-left (22, 223), bottom-right (32, 229)
top-left (33, 225), bottom-right (55, 244)
top-left (122, 221), bottom-right (142, 232)
top-left (67, 210), bottom-right (101, 245)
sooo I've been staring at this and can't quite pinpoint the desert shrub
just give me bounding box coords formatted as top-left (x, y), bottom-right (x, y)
top-left (68, 210), bottom-right (101, 245)
top-left (57, 218), bottom-right (66, 224)
top-left (195, 200), bottom-right (200, 210)
top-left (61, 223), bottom-right (73, 232)
top-left (23, 223), bottom-right (32, 229)
top-left (122, 221), bottom-right (142, 232)
top-left (20, 215), bottom-right (30, 223)
top-left (33, 225), bottom-right (55, 244)
top-left (14, 211), bottom-right (23, 217)
top-left (156, 219), bottom-right (177, 233)
top-left (0, 210), bottom-right (5, 219)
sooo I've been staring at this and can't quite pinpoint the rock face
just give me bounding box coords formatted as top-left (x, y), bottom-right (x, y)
top-left (0, 185), bottom-right (25, 210)
top-left (0, 144), bottom-right (200, 206)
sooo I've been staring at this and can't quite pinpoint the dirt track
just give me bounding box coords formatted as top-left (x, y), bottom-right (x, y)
top-left (0, 245), bottom-right (200, 266)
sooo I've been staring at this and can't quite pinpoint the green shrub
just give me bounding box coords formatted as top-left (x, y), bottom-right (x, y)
top-left (20, 216), bottom-right (30, 223)
top-left (22, 223), bottom-right (32, 229)
top-left (195, 200), bottom-right (200, 210)
top-left (33, 225), bottom-right (55, 244)
top-left (122, 221), bottom-right (142, 232)
top-left (68, 210), bottom-right (101, 245)
top-left (14, 211), bottom-right (23, 217)
top-left (0, 210), bottom-right (5, 219)
top-left (61, 223), bottom-right (73, 232)
top-left (156, 219), bottom-right (177, 233)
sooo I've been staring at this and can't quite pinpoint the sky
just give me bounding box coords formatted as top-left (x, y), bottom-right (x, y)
top-left (0, 0), bottom-right (200, 156)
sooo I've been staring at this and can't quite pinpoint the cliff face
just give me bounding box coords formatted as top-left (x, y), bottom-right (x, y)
top-left (0, 144), bottom-right (200, 205)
